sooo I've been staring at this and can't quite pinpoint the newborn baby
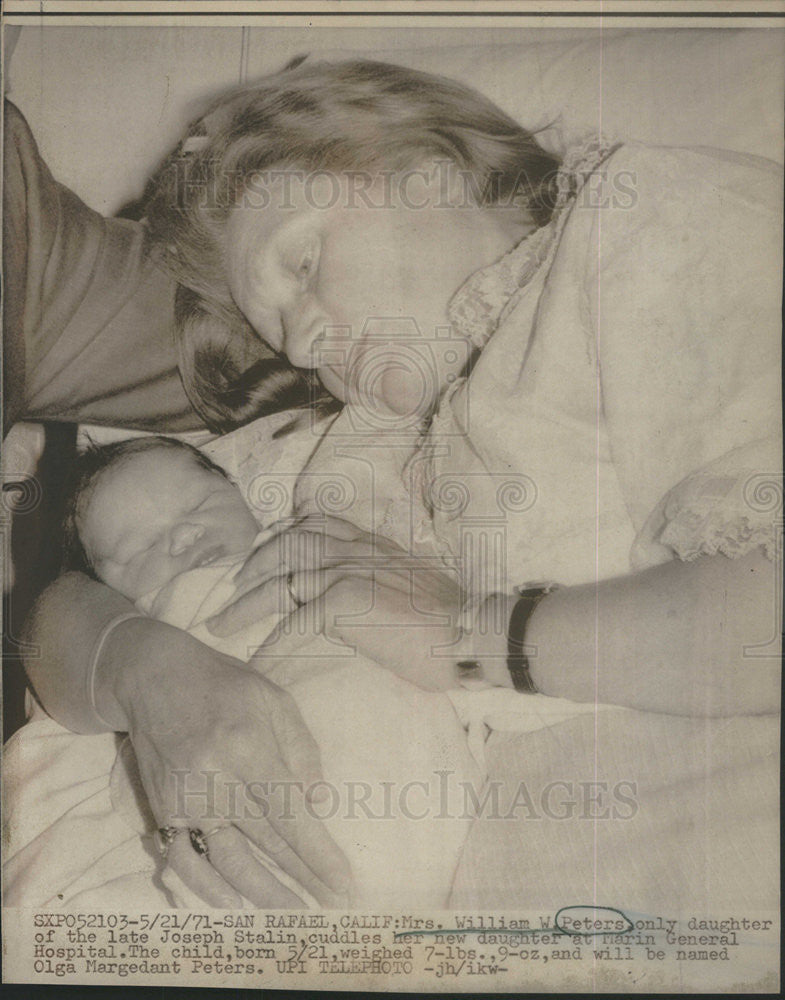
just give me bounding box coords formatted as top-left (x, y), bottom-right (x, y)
top-left (63, 435), bottom-right (482, 908)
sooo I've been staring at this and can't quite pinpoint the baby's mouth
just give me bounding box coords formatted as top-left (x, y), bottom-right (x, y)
top-left (189, 544), bottom-right (227, 570)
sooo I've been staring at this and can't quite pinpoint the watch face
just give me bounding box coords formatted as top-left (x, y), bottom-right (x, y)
top-left (514, 580), bottom-right (561, 596)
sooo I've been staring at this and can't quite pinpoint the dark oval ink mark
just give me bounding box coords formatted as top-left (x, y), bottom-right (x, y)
top-left (554, 905), bottom-right (634, 937)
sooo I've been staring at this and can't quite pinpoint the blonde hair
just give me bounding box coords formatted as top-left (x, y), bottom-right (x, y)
top-left (144, 58), bottom-right (561, 432)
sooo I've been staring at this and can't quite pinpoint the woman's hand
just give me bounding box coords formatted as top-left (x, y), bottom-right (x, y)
top-left (230, 514), bottom-right (405, 593)
top-left (97, 617), bottom-right (352, 907)
top-left (209, 516), bottom-right (466, 689)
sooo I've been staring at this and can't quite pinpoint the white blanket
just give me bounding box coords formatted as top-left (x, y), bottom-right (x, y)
top-left (147, 551), bottom-right (486, 909)
top-left (3, 543), bottom-right (640, 911)
top-left (451, 709), bottom-right (780, 916)
top-left (9, 542), bottom-right (538, 909)
top-left (5, 693), bottom-right (778, 919)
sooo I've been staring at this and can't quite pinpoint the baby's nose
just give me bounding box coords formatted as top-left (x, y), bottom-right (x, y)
top-left (169, 522), bottom-right (205, 556)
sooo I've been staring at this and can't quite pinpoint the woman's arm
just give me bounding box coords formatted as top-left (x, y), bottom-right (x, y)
top-left (480, 549), bottom-right (780, 717)
top-left (23, 572), bottom-right (352, 906)
top-left (211, 520), bottom-right (779, 716)
top-left (23, 572), bottom-right (137, 732)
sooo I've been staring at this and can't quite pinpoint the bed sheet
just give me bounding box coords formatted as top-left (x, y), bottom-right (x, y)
top-left (450, 708), bottom-right (779, 914)
top-left (4, 695), bottom-right (778, 921)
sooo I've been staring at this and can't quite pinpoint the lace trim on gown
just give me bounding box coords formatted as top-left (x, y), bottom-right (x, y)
top-left (655, 470), bottom-right (782, 563)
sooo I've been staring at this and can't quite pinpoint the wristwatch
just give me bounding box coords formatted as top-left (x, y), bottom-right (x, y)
top-left (506, 583), bottom-right (559, 692)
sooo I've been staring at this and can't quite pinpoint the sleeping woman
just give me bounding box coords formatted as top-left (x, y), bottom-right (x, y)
top-left (7, 58), bottom-right (781, 909)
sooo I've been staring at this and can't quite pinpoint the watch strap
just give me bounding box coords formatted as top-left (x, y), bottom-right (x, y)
top-left (507, 585), bottom-right (557, 692)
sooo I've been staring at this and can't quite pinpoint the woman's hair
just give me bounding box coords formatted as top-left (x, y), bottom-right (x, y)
top-left (61, 436), bottom-right (229, 579)
top-left (144, 58), bottom-right (561, 432)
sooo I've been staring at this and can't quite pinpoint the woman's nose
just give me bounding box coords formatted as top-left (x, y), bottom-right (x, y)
top-left (282, 303), bottom-right (328, 369)
top-left (169, 522), bottom-right (205, 556)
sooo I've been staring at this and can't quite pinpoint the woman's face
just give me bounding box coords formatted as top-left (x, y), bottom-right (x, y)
top-left (226, 167), bottom-right (529, 418)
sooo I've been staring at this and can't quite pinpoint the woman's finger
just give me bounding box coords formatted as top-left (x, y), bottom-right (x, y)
top-left (253, 570), bottom-right (403, 654)
top-left (231, 530), bottom-right (292, 589)
top-left (205, 826), bottom-right (307, 908)
top-left (261, 681), bottom-right (329, 798)
top-left (230, 519), bottom-right (333, 590)
top-left (232, 516), bottom-right (382, 591)
top-left (234, 811), bottom-right (350, 908)
top-left (210, 565), bottom-right (367, 638)
top-left (165, 829), bottom-right (245, 908)
top-left (231, 538), bottom-right (327, 592)
top-left (207, 575), bottom-right (301, 637)
top-left (239, 747), bottom-right (353, 903)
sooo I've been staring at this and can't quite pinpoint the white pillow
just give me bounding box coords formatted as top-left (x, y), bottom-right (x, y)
top-left (316, 29), bottom-right (784, 162)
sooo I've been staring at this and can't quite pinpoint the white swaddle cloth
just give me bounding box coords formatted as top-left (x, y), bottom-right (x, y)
top-left (131, 531), bottom-right (485, 908)
top-left (136, 529), bottom-right (282, 660)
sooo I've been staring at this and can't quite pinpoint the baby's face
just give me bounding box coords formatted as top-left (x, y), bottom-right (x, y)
top-left (80, 447), bottom-right (260, 602)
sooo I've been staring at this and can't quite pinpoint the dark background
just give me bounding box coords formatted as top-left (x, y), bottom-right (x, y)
top-left (3, 422), bottom-right (77, 740)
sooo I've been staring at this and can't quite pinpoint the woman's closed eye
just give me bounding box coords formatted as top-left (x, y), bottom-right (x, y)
top-left (281, 235), bottom-right (321, 291)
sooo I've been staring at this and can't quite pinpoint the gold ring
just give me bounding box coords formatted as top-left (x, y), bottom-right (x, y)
top-left (154, 825), bottom-right (187, 859)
